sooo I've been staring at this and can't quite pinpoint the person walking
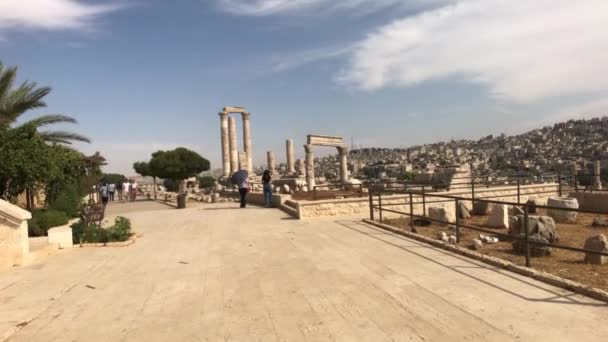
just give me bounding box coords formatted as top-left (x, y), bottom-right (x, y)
top-left (123, 180), bottom-right (131, 202)
top-left (239, 177), bottom-right (250, 208)
top-left (116, 181), bottom-right (124, 201)
top-left (108, 183), bottom-right (116, 201)
top-left (100, 182), bottom-right (110, 206)
top-left (262, 170), bottom-right (272, 208)
top-left (130, 180), bottom-right (137, 201)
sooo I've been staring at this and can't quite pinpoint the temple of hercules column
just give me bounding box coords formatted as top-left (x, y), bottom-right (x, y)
top-left (219, 106), bottom-right (253, 177)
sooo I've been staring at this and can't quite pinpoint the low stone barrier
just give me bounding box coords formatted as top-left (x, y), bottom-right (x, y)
top-left (48, 219), bottom-right (79, 249)
top-left (0, 200), bottom-right (31, 271)
top-left (569, 192), bottom-right (608, 213)
top-left (296, 183), bottom-right (559, 219)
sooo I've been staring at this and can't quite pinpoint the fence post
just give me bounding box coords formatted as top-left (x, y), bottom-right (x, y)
top-left (378, 193), bottom-right (383, 223)
top-left (368, 189), bottom-right (374, 221)
top-left (455, 198), bottom-right (460, 244)
top-left (517, 178), bottom-right (521, 205)
top-left (422, 186), bottom-right (426, 216)
top-left (485, 176), bottom-right (489, 188)
top-left (524, 205), bottom-right (531, 268)
top-left (471, 179), bottom-right (476, 208)
top-left (557, 172), bottom-right (562, 196)
top-left (409, 192), bottom-right (414, 232)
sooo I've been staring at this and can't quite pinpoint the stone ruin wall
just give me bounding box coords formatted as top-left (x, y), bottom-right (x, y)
top-left (297, 183), bottom-right (560, 219)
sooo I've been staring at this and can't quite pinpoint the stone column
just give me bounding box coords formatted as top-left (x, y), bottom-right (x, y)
top-left (571, 161), bottom-right (578, 187)
top-left (238, 152), bottom-right (248, 171)
top-left (304, 145), bottom-right (315, 191)
top-left (595, 160), bottom-right (602, 190)
top-left (219, 112), bottom-right (230, 177)
top-left (228, 116), bottom-right (238, 175)
top-left (296, 159), bottom-right (305, 176)
top-left (242, 112), bottom-right (253, 172)
top-left (286, 139), bottom-right (295, 174)
top-left (267, 151), bottom-right (275, 173)
top-left (337, 146), bottom-right (349, 184)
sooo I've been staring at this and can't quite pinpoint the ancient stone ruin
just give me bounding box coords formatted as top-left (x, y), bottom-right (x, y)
top-left (304, 134), bottom-right (349, 191)
top-left (219, 106), bottom-right (253, 176)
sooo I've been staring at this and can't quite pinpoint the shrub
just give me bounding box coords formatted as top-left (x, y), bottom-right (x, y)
top-left (198, 176), bottom-right (216, 189)
top-left (71, 216), bottom-right (132, 244)
top-left (48, 181), bottom-right (82, 218)
top-left (106, 217), bottom-right (132, 241)
top-left (28, 209), bottom-right (69, 237)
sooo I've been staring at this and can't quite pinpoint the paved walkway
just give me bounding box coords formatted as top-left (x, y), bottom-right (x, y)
top-left (1, 202), bottom-right (607, 341)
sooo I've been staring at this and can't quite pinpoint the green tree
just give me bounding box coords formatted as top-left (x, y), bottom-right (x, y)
top-left (0, 125), bottom-right (85, 209)
top-left (133, 161), bottom-right (158, 199)
top-left (101, 173), bottom-right (127, 185)
top-left (0, 62), bottom-right (90, 144)
top-left (148, 148), bottom-right (210, 208)
top-left (0, 125), bottom-right (52, 202)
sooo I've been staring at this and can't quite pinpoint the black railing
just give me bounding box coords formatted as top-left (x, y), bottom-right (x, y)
top-left (368, 189), bottom-right (608, 268)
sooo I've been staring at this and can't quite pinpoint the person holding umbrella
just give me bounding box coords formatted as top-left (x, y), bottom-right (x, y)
top-left (231, 170), bottom-right (250, 208)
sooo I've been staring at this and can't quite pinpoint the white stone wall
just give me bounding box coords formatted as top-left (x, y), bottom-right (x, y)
top-left (0, 200), bottom-right (31, 271)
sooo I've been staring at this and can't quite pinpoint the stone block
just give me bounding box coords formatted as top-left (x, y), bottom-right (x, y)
top-left (509, 215), bottom-right (559, 243)
top-left (583, 234), bottom-right (608, 265)
top-left (486, 204), bottom-right (509, 228)
top-left (512, 233), bottom-right (551, 257)
top-left (212, 193), bottom-right (220, 203)
top-left (428, 207), bottom-right (455, 226)
top-left (48, 226), bottom-right (73, 249)
top-left (547, 197), bottom-right (579, 223)
top-left (472, 201), bottom-right (490, 215)
top-left (458, 202), bottom-right (470, 219)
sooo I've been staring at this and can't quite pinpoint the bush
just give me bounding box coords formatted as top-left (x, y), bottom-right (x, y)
top-left (48, 181), bottom-right (82, 218)
top-left (106, 217), bottom-right (132, 241)
top-left (198, 176), bottom-right (216, 189)
top-left (28, 209), bottom-right (69, 237)
top-left (71, 216), bottom-right (132, 244)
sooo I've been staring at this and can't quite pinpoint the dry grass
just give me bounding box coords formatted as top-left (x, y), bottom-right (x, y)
top-left (385, 210), bottom-right (608, 292)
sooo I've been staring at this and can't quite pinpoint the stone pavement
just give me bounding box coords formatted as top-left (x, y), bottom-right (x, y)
top-left (1, 201), bottom-right (607, 341)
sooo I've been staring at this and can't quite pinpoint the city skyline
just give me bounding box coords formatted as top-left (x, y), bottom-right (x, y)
top-left (2, 0), bottom-right (607, 174)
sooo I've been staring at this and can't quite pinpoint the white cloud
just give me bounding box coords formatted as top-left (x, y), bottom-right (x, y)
top-left (339, 0), bottom-right (608, 102)
top-left (217, 0), bottom-right (433, 16)
top-left (0, 0), bottom-right (121, 33)
top-left (272, 44), bottom-right (354, 72)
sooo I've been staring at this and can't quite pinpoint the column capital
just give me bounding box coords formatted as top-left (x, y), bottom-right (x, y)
top-left (304, 144), bottom-right (313, 153)
top-left (219, 112), bottom-right (228, 118)
top-left (241, 112), bottom-right (251, 120)
top-left (337, 145), bottom-right (349, 155)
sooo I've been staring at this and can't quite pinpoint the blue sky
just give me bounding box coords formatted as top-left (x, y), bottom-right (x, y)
top-left (2, 0), bottom-right (608, 175)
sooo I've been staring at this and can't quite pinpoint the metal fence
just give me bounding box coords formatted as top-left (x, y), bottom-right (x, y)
top-left (368, 188), bottom-right (608, 268)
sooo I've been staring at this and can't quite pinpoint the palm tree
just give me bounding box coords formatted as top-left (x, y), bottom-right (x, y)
top-left (0, 62), bottom-right (90, 144)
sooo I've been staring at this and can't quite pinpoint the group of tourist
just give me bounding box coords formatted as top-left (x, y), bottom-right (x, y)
top-left (99, 179), bottom-right (139, 205)
top-left (236, 170), bottom-right (273, 209)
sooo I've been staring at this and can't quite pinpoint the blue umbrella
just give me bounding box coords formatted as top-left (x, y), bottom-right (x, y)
top-left (231, 170), bottom-right (249, 185)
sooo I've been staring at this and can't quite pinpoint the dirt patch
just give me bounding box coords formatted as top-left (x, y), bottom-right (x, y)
top-left (292, 190), bottom-right (364, 201)
top-left (385, 209), bottom-right (608, 292)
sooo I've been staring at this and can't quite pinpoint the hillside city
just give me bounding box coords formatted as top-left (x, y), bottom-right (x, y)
top-left (307, 117), bottom-right (608, 182)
